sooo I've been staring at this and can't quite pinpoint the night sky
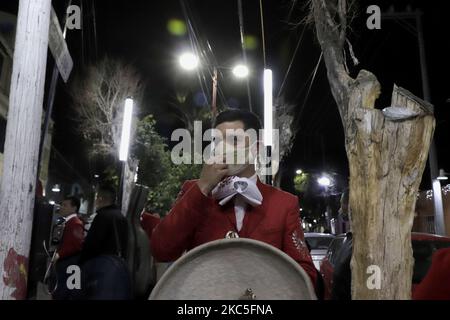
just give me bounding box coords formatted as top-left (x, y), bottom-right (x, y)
top-left (1, 0), bottom-right (449, 198)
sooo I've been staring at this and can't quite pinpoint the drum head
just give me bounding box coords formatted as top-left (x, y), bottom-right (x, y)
top-left (149, 238), bottom-right (317, 300)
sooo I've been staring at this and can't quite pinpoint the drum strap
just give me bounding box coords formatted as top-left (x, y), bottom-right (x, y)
top-left (113, 218), bottom-right (123, 258)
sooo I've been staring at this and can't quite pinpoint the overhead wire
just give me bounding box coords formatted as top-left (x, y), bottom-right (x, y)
top-left (277, 25), bottom-right (306, 98)
top-left (286, 0), bottom-right (298, 23)
top-left (180, 0), bottom-right (229, 110)
top-left (80, 0), bottom-right (85, 65)
top-left (258, 0), bottom-right (267, 68)
top-left (92, 1), bottom-right (98, 60)
top-left (180, 0), bottom-right (211, 104)
top-left (180, 0), bottom-right (220, 108)
top-left (293, 51), bottom-right (323, 133)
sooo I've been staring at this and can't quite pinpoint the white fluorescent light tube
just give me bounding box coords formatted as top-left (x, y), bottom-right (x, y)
top-left (119, 98), bottom-right (134, 161)
top-left (263, 69), bottom-right (273, 146)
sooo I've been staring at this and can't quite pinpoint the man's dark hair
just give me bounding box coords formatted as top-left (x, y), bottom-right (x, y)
top-left (98, 185), bottom-right (117, 205)
top-left (64, 196), bottom-right (81, 212)
top-left (213, 109), bottom-right (262, 131)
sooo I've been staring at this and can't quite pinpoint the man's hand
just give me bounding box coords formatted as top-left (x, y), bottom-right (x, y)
top-left (197, 163), bottom-right (229, 196)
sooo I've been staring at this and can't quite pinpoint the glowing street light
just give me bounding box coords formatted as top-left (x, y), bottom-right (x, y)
top-left (177, 54), bottom-right (250, 116)
top-left (437, 169), bottom-right (448, 181)
top-left (119, 98), bottom-right (134, 161)
top-left (232, 64), bottom-right (249, 78)
top-left (263, 68), bottom-right (273, 185)
top-left (179, 52), bottom-right (199, 71)
top-left (51, 184), bottom-right (61, 193)
top-left (318, 176), bottom-right (331, 187)
top-left (296, 169), bottom-right (303, 175)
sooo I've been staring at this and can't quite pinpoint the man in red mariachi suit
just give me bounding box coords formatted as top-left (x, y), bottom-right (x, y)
top-left (151, 109), bottom-right (317, 288)
top-left (56, 196), bottom-right (84, 260)
top-left (51, 196), bottom-right (85, 300)
top-left (141, 210), bottom-right (161, 241)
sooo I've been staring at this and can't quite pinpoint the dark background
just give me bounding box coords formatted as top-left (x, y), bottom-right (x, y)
top-left (0, 0), bottom-right (449, 212)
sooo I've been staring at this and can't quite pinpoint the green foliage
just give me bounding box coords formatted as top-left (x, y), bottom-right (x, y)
top-left (132, 115), bottom-right (201, 216)
top-left (294, 172), bottom-right (310, 193)
top-left (147, 159), bottom-right (201, 216)
top-left (132, 115), bottom-right (171, 188)
top-left (102, 165), bottom-right (120, 189)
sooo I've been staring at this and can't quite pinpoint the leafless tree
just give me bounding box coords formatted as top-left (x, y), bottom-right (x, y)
top-left (71, 57), bottom-right (143, 155)
top-left (71, 57), bottom-right (144, 213)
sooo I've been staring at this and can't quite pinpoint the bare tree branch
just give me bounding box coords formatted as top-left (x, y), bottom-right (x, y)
top-left (71, 57), bottom-right (143, 157)
top-left (310, 0), bottom-right (352, 119)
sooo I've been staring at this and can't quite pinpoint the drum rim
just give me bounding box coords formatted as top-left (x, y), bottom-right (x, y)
top-left (149, 237), bottom-right (317, 300)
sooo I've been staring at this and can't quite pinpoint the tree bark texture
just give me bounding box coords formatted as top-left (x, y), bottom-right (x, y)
top-left (311, 0), bottom-right (435, 299)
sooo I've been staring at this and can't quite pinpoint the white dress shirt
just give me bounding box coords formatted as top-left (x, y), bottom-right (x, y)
top-left (234, 173), bottom-right (258, 231)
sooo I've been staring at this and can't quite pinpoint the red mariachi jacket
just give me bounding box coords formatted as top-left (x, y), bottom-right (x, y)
top-left (413, 247), bottom-right (450, 300)
top-left (141, 212), bottom-right (161, 240)
top-left (57, 215), bottom-right (85, 259)
top-left (151, 179), bottom-right (317, 287)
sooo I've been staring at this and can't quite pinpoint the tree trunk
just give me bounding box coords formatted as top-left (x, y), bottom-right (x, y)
top-left (347, 80), bottom-right (434, 299)
top-left (0, 0), bottom-right (51, 300)
top-left (310, 0), bottom-right (435, 299)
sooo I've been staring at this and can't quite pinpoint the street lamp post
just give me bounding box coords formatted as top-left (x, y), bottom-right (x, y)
top-left (317, 176), bottom-right (331, 187)
top-left (118, 97), bottom-right (134, 206)
top-left (178, 52), bottom-right (199, 71)
top-left (178, 52), bottom-right (249, 118)
top-left (264, 69), bottom-right (273, 185)
top-left (437, 169), bottom-right (449, 181)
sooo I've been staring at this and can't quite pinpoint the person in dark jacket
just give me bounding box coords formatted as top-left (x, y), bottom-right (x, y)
top-left (80, 186), bottom-right (128, 263)
top-left (331, 232), bottom-right (353, 300)
top-left (331, 189), bottom-right (353, 300)
top-left (79, 185), bottom-right (131, 299)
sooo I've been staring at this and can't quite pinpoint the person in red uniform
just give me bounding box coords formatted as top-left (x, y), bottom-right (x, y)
top-left (151, 109), bottom-right (317, 288)
top-left (51, 196), bottom-right (85, 300)
top-left (413, 247), bottom-right (450, 300)
top-left (141, 209), bottom-right (161, 241)
top-left (56, 196), bottom-right (84, 260)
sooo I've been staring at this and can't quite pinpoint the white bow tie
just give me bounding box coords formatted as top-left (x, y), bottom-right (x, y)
top-left (211, 176), bottom-right (263, 207)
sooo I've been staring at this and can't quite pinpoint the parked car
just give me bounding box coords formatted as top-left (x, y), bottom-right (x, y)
top-left (304, 233), bottom-right (336, 270)
top-left (319, 232), bottom-right (450, 299)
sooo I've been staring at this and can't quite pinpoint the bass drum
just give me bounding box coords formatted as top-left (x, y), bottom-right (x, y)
top-left (149, 238), bottom-right (317, 300)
